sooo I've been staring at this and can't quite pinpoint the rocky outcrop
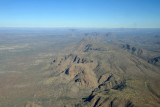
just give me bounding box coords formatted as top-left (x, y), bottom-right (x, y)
top-left (84, 44), bottom-right (93, 52)
top-left (64, 63), bottom-right (98, 88)
top-left (83, 95), bottom-right (134, 107)
top-left (76, 72), bottom-right (129, 107)
top-left (84, 44), bottom-right (106, 52)
top-left (50, 54), bottom-right (98, 88)
top-left (81, 85), bottom-right (133, 107)
top-left (148, 56), bottom-right (160, 66)
top-left (98, 74), bottom-right (126, 91)
top-left (121, 44), bottom-right (143, 56)
top-left (51, 54), bottom-right (92, 65)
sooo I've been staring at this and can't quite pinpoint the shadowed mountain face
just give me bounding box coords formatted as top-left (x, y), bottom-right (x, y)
top-left (0, 29), bottom-right (160, 107)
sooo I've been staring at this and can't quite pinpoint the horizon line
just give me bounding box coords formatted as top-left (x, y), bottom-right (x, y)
top-left (0, 27), bottom-right (160, 29)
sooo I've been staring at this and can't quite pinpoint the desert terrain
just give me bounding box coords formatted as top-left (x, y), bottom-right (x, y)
top-left (0, 28), bottom-right (160, 107)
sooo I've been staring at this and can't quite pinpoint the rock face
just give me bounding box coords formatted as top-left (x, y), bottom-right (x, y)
top-left (148, 56), bottom-right (160, 66)
top-left (121, 44), bottom-right (143, 56)
top-left (98, 73), bottom-right (126, 91)
top-left (79, 72), bottom-right (130, 107)
top-left (51, 54), bottom-right (98, 88)
top-left (83, 93), bottom-right (134, 107)
top-left (84, 44), bottom-right (93, 52)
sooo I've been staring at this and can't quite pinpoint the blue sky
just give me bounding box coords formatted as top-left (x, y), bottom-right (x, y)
top-left (0, 0), bottom-right (160, 28)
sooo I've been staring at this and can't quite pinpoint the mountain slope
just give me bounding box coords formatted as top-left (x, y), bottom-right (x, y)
top-left (48, 36), bottom-right (160, 107)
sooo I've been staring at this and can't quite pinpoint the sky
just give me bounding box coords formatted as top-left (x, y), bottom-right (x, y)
top-left (0, 0), bottom-right (160, 28)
